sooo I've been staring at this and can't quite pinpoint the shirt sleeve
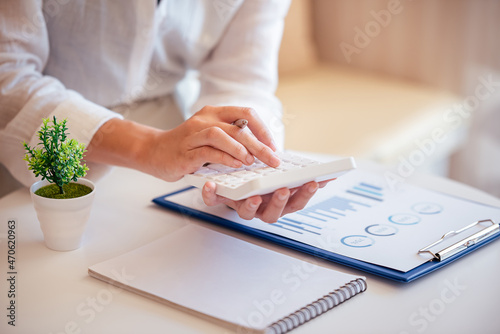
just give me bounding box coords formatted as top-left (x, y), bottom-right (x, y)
top-left (191, 0), bottom-right (291, 150)
top-left (0, 0), bottom-right (123, 187)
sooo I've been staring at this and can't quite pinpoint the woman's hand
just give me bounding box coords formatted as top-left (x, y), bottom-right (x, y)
top-left (144, 105), bottom-right (281, 182)
top-left (202, 179), bottom-right (334, 223)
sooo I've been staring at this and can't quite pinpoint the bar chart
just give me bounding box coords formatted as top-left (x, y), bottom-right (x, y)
top-left (271, 181), bottom-right (386, 235)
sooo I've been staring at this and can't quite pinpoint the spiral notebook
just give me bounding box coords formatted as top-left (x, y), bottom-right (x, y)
top-left (88, 225), bottom-right (366, 333)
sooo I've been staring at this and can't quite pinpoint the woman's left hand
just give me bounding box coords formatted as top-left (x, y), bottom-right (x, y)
top-left (201, 179), bottom-right (333, 223)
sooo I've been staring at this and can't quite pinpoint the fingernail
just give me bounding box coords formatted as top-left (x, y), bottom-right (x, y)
top-left (277, 191), bottom-right (288, 201)
top-left (308, 183), bottom-right (319, 194)
top-left (203, 183), bottom-right (212, 193)
top-left (270, 153), bottom-right (280, 167)
top-left (248, 199), bottom-right (259, 209)
top-left (246, 154), bottom-right (254, 165)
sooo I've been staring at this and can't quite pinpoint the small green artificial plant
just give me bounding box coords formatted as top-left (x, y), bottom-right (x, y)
top-left (23, 117), bottom-right (90, 198)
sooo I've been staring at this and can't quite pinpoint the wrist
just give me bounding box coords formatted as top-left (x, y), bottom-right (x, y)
top-left (86, 118), bottom-right (161, 173)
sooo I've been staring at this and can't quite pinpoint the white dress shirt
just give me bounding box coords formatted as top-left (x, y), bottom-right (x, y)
top-left (0, 0), bottom-right (290, 190)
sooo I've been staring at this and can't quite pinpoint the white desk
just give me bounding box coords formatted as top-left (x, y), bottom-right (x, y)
top-left (1, 160), bottom-right (500, 334)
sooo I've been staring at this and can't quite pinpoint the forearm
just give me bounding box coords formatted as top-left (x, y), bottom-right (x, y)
top-left (85, 118), bottom-right (161, 175)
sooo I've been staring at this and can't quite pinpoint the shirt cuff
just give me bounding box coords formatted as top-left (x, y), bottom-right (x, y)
top-left (28, 91), bottom-right (124, 184)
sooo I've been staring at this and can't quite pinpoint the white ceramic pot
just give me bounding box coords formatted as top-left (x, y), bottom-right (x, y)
top-left (30, 178), bottom-right (96, 251)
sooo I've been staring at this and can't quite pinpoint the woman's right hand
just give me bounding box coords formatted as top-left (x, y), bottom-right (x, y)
top-left (86, 105), bottom-right (280, 182)
top-left (143, 105), bottom-right (280, 181)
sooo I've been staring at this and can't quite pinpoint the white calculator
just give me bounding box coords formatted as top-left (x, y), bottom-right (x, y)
top-left (183, 152), bottom-right (356, 201)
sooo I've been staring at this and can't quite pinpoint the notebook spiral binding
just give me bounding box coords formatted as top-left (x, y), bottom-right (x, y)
top-left (268, 278), bottom-right (367, 334)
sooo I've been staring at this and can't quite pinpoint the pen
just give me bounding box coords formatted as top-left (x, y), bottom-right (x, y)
top-left (232, 119), bottom-right (248, 129)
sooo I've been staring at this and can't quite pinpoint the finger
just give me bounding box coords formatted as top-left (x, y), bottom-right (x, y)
top-left (215, 106), bottom-right (277, 151)
top-left (259, 188), bottom-right (290, 223)
top-left (282, 182), bottom-right (319, 216)
top-left (201, 182), bottom-right (231, 206)
top-left (201, 182), bottom-right (262, 222)
top-left (188, 126), bottom-right (253, 165)
top-left (184, 146), bottom-right (243, 173)
top-left (218, 122), bottom-right (280, 167)
top-left (235, 196), bottom-right (262, 220)
top-left (319, 178), bottom-right (336, 188)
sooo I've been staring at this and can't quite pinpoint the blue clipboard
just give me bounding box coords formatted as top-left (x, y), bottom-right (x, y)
top-left (152, 187), bottom-right (500, 283)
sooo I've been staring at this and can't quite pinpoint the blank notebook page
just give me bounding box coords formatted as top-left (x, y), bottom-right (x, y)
top-left (89, 224), bottom-right (365, 332)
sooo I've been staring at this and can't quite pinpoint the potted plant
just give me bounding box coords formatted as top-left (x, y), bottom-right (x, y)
top-left (23, 116), bottom-right (96, 251)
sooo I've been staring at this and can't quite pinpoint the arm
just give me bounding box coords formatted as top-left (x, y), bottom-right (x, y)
top-left (0, 0), bottom-right (121, 187)
top-left (86, 105), bottom-right (280, 182)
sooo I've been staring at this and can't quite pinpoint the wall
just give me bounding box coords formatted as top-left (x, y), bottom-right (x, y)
top-left (311, 0), bottom-right (500, 96)
top-left (309, 0), bottom-right (500, 196)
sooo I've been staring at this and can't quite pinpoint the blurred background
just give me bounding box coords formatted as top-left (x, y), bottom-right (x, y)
top-left (277, 0), bottom-right (500, 197)
top-left (2, 0), bottom-right (498, 199)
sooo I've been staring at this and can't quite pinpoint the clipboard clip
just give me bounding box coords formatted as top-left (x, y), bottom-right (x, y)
top-left (418, 219), bottom-right (500, 262)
